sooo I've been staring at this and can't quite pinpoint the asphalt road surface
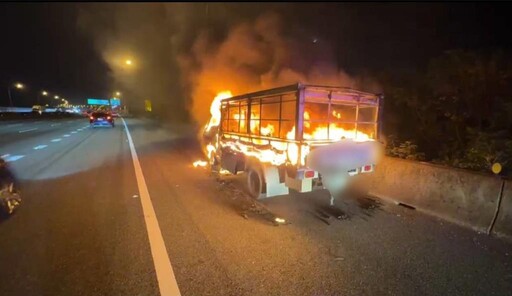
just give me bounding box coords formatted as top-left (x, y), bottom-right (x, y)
top-left (0, 115), bottom-right (511, 296)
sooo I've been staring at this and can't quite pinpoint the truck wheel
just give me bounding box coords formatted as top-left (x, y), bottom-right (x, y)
top-left (246, 167), bottom-right (266, 199)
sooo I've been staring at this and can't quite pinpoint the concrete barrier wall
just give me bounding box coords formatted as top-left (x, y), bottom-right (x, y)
top-left (493, 179), bottom-right (512, 239)
top-left (367, 156), bottom-right (505, 235)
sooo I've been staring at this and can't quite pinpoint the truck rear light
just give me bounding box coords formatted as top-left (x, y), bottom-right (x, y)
top-left (361, 164), bottom-right (373, 173)
top-left (304, 170), bottom-right (315, 178)
top-left (295, 169), bottom-right (316, 179)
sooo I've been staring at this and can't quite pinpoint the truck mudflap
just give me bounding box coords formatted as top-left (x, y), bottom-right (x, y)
top-left (249, 163), bottom-right (289, 199)
top-left (263, 164), bottom-right (289, 198)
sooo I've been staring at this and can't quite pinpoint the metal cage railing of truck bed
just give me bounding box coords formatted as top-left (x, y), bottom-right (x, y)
top-left (220, 83), bottom-right (382, 142)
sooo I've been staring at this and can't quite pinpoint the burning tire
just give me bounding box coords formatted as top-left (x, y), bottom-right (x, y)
top-left (246, 166), bottom-right (266, 199)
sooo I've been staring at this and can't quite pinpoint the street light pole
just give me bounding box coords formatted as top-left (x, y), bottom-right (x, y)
top-left (7, 82), bottom-right (24, 107)
top-left (7, 86), bottom-right (13, 107)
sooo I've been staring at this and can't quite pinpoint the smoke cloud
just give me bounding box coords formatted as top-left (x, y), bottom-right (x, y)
top-left (76, 3), bottom-right (380, 125)
top-left (184, 12), bottom-right (382, 125)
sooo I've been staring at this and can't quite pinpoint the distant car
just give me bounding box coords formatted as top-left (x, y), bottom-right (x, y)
top-left (89, 112), bottom-right (115, 128)
top-left (32, 105), bottom-right (45, 115)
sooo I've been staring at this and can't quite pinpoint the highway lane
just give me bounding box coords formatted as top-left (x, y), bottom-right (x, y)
top-left (0, 117), bottom-right (89, 164)
top-left (0, 116), bottom-right (159, 296)
top-left (0, 116), bottom-right (511, 296)
top-left (0, 116), bottom-right (83, 153)
top-left (128, 118), bottom-right (512, 296)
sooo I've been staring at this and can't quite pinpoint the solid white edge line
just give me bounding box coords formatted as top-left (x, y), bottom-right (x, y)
top-left (121, 117), bottom-right (181, 296)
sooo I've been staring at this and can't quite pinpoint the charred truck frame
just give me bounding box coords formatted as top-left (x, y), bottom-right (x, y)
top-left (203, 83), bottom-right (383, 204)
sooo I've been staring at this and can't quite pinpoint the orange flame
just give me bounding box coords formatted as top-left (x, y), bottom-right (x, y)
top-left (205, 91), bottom-right (233, 132)
top-left (193, 160), bottom-right (207, 167)
top-left (205, 91), bottom-right (373, 167)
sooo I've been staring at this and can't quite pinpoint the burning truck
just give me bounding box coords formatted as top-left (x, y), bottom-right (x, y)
top-left (201, 83), bottom-right (384, 205)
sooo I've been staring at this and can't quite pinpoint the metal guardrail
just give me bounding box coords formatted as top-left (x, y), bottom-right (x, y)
top-left (0, 107), bottom-right (33, 113)
top-left (0, 107), bottom-right (60, 113)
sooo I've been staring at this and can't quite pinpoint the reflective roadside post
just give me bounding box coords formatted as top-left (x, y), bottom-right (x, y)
top-left (488, 162), bottom-right (505, 235)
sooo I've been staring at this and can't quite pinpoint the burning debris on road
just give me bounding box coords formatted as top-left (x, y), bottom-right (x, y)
top-left (192, 160), bottom-right (208, 167)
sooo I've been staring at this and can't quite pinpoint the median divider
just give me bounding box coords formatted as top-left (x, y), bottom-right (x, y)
top-left (366, 156), bottom-right (509, 239)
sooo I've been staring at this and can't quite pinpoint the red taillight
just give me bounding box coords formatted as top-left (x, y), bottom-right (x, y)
top-left (305, 170), bottom-right (315, 178)
top-left (89, 116), bottom-right (94, 120)
top-left (107, 116), bottom-right (111, 120)
top-left (363, 165), bottom-right (373, 172)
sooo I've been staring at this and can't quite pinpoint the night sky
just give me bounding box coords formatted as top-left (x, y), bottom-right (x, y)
top-left (1, 3), bottom-right (511, 108)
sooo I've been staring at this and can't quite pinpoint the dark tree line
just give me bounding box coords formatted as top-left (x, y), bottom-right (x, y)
top-left (380, 49), bottom-right (512, 176)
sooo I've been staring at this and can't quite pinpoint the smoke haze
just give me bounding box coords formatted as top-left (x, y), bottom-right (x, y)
top-left (77, 3), bottom-right (380, 125)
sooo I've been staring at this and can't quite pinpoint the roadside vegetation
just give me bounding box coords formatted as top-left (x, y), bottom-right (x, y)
top-left (381, 50), bottom-right (512, 176)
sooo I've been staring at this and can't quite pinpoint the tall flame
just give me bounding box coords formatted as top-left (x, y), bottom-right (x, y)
top-left (205, 90), bottom-right (233, 132)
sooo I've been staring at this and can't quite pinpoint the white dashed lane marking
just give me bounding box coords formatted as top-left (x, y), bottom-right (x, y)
top-left (51, 138), bottom-right (62, 142)
top-left (63, 134), bottom-right (70, 137)
top-left (1, 155), bottom-right (25, 162)
top-left (33, 145), bottom-right (48, 150)
top-left (19, 128), bottom-right (38, 133)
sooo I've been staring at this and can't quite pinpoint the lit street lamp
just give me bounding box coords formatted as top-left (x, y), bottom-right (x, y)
top-left (7, 82), bottom-right (25, 107)
top-left (115, 91), bottom-right (121, 97)
top-left (54, 95), bottom-right (59, 99)
top-left (38, 90), bottom-right (48, 105)
top-left (125, 59), bottom-right (132, 65)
